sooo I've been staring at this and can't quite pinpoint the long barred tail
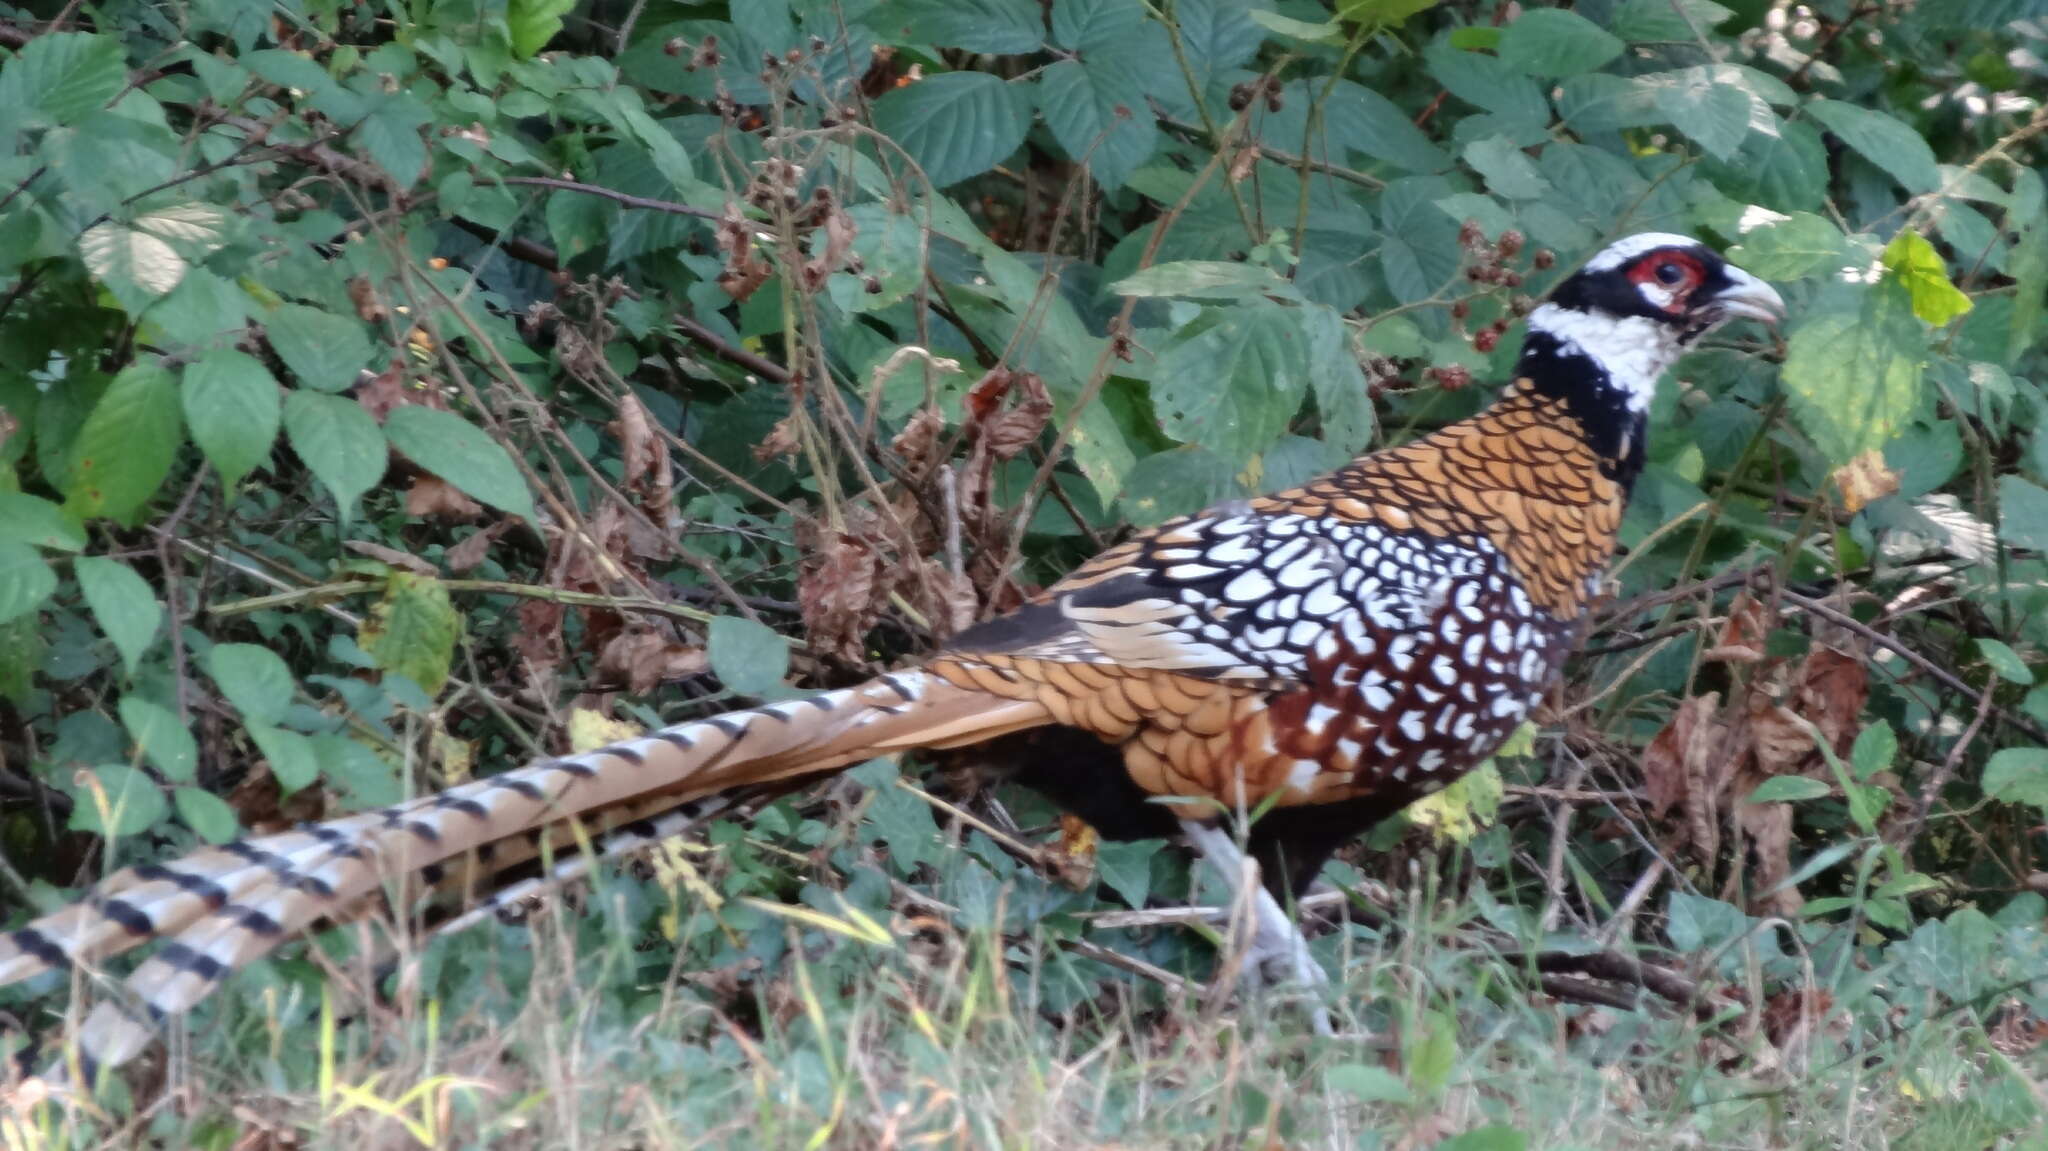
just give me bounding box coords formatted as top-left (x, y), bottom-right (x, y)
top-left (0, 670), bottom-right (1049, 1073)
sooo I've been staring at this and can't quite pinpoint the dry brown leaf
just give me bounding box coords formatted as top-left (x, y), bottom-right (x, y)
top-left (799, 204), bottom-right (857, 291)
top-left (1832, 448), bottom-right (1901, 514)
top-left (798, 527), bottom-right (883, 661)
top-left (1794, 645), bottom-right (1867, 754)
top-left (755, 412), bottom-right (802, 463)
top-left (1643, 693), bottom-right (1720, 819)
top-left (597, 627), bottom-right (711, 695)
top-left (715, 207), bottom-right (772, 302)
top-left (889, 406), bottom-right (946, 476)
top-left (354, 365), bottom-right (410, 421)
top-left (444, 521), bottom-right (511, 574)
top-left (514, 598), bottom-right (566, 673)
top-left (343, 539), bottom-right (438, 576)
top-left (614, 392), bottom-right (661, 492)
top-left (406, 474), bottom-right (482, 521)
top-left (347, 275), bottom-right (388, 323)
top-left (969, 370), bottom-right (1052, 461)
top-left (1704, 592), bottom-right (1770, 664)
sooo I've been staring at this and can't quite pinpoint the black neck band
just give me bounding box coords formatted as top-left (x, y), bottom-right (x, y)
top-left (1514, 330), bottom-right (1647, 491)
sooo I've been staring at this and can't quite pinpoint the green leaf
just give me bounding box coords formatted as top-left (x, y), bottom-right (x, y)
top-left (1424, 38), bottom-right (1544, 122)
top-left (356, 94), bottom-right (433, 190)
top-left (1379, 177), bottom-right (1462, 302)
top-left (74, 555), bottom-right (161, 675)
top-left (1726, 212), bottom-right (1848, 280)
top-left (0, 541), bottom-right (55, 625)
top-left (383, 406), bottom-right (536, 521)
top-left (1304, 305), bottom-right (1375, 456)
top-left (1094, 839), bottom-right (1160, 908)
top-left (1435, 1127), bottom-right (1529, 1151)
top-left (1881, 229), bottom-right (1974, 326)
top-left (174, 786), bottom-right (239, 844)
top-left (250, 722), bottom-right (320, 792)
top-left (1976, 638), bottom-right (2034, 684)
top-left (1744, 776), bottom-right (1832, 804)
top-left (284, 390), bottom-right (387, 517)
top-left (63, 362), bottom-right (182, 524)
top-left (1656, 76), bottom-right (1752, 161)
top-left (1462, 136), bottom-right (1549, 200)
top-left (68, 764), bottom-right (169, 838)
top-left (2007, 169), bottom-right (2046, 363)
top-left (1050, 0), bottom-right (1147, 50)
top-left (1497, 9), bottom-right (1623, 77)
top-left (708, 615), bottom-right (790, 695)
top-left (1706, 118), bottom-right (1828, 213)
top-left (1326, 1063), bottom-right (1412, 1104)
top-left (265, 303), bottom-right (376, 393)
top-left (1407, 1008), bottom-right (1458, 1095)
top-left (118, 695), bottom-right (198, 782)
top-left (1111, 260), bottom-right (1294, 302)
top-left (360, 571), bottom-right (459, 695)
top-left (1118, 446), bottom-right (1245, 525)
top-left (209, 643), bottom-right (296, 724)
top-left (0, 492), bottom-right (85, 551)
top-left (182, 349), bottom-right (281, 488)
top-left (1248, 10), bottom-right (1345, 46)
top-left (869, 0), bottom-right (1045, 54)
top-left (1850, 721), bottom-right (1897, 781)
top-left (872, 72), bottom-right (1031, 189)
top-left (1984, 748), bottom-right (2048, 807)
top-left (1612, 0), bottom-right (1734, 41)
top-left (314, 733), bottom-right (400, 808)
top-left (79, 220), bottom-right (196, 301)
top-left (1338, 0), bottom-right (1438, 28)
top-left (507, 0), bottom-right (575, 57)
top-left (1036, 57), bottom-right (1157, 191)
top-left (1151, 303), bottom-right (1309, 464)
top-left (1781, 277), bottom-right (1926, 465)
top-left (1807, 100), bottom-right (1940, 194)
top-left (0, 32), bottom-right (126, 127)
top-left (1998, 476), bottom-right (2048, 553)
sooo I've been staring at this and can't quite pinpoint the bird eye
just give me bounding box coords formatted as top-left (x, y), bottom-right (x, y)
top-left (1655, 261), bottom-right (1685, 285)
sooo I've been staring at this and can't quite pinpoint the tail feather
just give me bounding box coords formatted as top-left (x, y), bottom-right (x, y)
top-left (0, 670), bottom-right (1049, 1066)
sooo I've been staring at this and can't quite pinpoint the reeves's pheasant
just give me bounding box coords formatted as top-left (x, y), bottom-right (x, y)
top-left (0, 233), bottom-right (1782, 1067)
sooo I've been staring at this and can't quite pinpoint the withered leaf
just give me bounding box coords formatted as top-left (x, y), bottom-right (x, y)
top-left (406, 474), bottom-right (483, 522)
top-left (597, 627), bottom-right (711, 695)
top-left (343, 539), bottom-right (438, 576)
top-left (445, 521), bottom-right (511, 574)
top-left (1643, 693), bottom-right (1720, 819)
top-left (797, 527), bottom-right (882, 662)
top-left (513, 598), bottom-right (566, 672)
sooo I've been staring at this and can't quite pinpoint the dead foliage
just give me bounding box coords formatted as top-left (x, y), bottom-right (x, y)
top-left (1641, 593), bottom-right (1870, 916)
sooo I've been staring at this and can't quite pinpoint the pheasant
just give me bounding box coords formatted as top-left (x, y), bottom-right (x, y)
top-left (0, 232), bottom-right (1782, 1069)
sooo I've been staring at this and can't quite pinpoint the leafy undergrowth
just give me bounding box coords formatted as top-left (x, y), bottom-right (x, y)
top-left (2, 0), bottom-right (2048, 1146)
top-left (10, 774), bottom-right (2048, 1150)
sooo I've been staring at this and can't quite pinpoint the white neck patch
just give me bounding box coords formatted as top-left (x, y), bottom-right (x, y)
top-left (1525, 303), bottom-right (1684, 412)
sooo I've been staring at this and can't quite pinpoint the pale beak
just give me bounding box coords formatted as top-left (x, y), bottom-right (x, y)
top-left (1710, 265), bottom-right (1786, 326)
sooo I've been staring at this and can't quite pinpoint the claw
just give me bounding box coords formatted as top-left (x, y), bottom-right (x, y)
top-left (1183, 819), bottom-right (1337, 1036)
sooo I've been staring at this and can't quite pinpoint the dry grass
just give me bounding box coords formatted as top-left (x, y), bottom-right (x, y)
top-left (7, 833), bottom-right (2039, 1151)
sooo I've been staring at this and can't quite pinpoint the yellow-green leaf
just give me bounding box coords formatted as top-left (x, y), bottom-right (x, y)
top-left (360, 571), bottom-right (459, 695)
top-left (1881, 229), bottom-right (1973, 326)
top-left (63, 362), bottom-right (183, 524)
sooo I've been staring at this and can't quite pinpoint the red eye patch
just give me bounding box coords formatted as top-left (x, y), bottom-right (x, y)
top-left (1626, 249), bottom-right (1704, 290)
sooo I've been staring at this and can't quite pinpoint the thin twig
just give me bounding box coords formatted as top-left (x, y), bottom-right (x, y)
top-left (1891, 679), bottom-right (1999, 851)
top-left (1779, 588), bottom-right (2048, 744)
